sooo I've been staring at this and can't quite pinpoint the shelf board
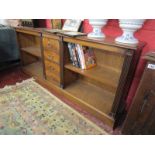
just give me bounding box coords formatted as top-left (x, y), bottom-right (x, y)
top-left (21, 46), bottom-right (41, 58)
top-left (65, 79), bottom-right (115, 115)
top-left (23, 61), bottom-right (43, 78)
top-left (65, 63), bottom-right (121, 93)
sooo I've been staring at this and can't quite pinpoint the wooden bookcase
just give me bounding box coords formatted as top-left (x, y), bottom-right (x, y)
top-left (16, 27), bottom-right (144, 128)
top-left (16, 27), bottom-right (43, 79)
top-left (62, 36), bottom-right (143, 127)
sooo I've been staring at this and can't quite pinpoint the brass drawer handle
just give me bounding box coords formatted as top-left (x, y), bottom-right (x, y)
top-left (47, 55), bottom-right (54, 61)
top-left (50, 67), bottom-right (55, 71)
top-left (47, 41), bottom-right (51, 47)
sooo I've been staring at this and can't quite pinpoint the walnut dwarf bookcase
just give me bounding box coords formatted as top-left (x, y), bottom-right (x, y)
top-left (16, 28), bottom-right (44, 78)
top-left (16, 27), bottom-right (143, 128)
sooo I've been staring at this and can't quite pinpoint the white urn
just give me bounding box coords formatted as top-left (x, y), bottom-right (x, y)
top-left (88, 19), bottom-right (108, 39)
top-left (115, 19), bottom-right (146, 44)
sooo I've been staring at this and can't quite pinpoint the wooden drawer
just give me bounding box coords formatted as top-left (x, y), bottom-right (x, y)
top-left (45, 60), bottom-right (60, 74)
top-left (44, 60), bottom-right (60, 83)
top-left (46, 74), bottom-right (60, 85)
top-left (43, 37), bottom-right (60, 52)
top-left (44, 50), bottom-right (60, 64)
top-left (45, 70), bottom-right (60, 83)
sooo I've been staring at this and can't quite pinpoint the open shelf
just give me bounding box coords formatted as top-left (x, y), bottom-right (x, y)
top-left (65, 79), bottom-right (115, 115)
top-left (23, 61), bottom-right (43, 79)
top-left (65, 63), bottom-right (121, 93)
top-left (21, 46), bottom-right (41, 58)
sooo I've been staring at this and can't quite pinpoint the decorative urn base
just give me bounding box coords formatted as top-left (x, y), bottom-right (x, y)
top-left (115, 19), bottom-right (145, 44)
top-left (88, 19), bottom-right (108, 39)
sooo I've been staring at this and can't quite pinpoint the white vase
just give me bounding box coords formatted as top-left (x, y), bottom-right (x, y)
top-left (88, 19), bottom-right (108, 39)
top-left (115, 19), bottom-right (146, 44)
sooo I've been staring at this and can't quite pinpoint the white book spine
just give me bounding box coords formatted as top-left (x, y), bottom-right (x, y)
top-left (76, 44), bottom-right (84, 69)
top-left (78, 44), bottom-right (86, 69)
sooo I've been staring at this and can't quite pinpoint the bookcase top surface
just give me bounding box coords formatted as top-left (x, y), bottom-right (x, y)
top-left (15, 27), bottom-right (43, 33)
top-left (15, 27), bottom-right (145, 50)
top-left (64, 36), bottom-right (145, 50)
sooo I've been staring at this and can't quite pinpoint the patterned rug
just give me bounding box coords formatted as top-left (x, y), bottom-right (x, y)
top-left (0, 79), bottom-right (107, 135)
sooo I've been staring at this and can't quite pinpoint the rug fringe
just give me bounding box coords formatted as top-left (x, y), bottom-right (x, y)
top-left (0, 78), bottom-right (35, 92)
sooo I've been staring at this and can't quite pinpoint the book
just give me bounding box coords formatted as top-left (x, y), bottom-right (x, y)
top-left (68, 43), bottom-right (80, 67)
top-left (68, 43), bottom-right (74, 65)
top-left (71, 44), bottom-right (79, 67)
top-left (82, 46), bottom-right (96, 69)
top-left (43, 29), bottom-right (87, 37)
top-left (75, 44), bottom-right (82, 68)
top-left (76, 44), bottom-right (85, 69)
top-left (58, 31), bottom-right (87, 37)
top-left (43, 29), bottom-right (67, 34)
top-left (68, 43), bottom-right (96, 70)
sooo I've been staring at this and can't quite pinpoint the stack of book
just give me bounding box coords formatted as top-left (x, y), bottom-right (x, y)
top-left (44, 29), bottom-right (87, 37)
top-left (68, 43), bottom-right (96, 69)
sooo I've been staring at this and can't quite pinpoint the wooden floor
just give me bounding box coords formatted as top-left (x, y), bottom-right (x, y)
top-left (23, 61), bottom-right (44, 78)
top-left (0, 66), bottom-right (122, 134)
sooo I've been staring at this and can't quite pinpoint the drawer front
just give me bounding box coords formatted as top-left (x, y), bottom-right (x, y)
top-left (46, 75), bottom-right (60, 84)
top-left (46, 71), bottom-right (60, 83)
top-left (45, 60), bottom-right (60, 74)
top-left (45, 60), bottom-right (60, 83)
top-left (43, 37), bottom-right (60, 52)
top-left (44, 50), bottom-right (60, 64)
